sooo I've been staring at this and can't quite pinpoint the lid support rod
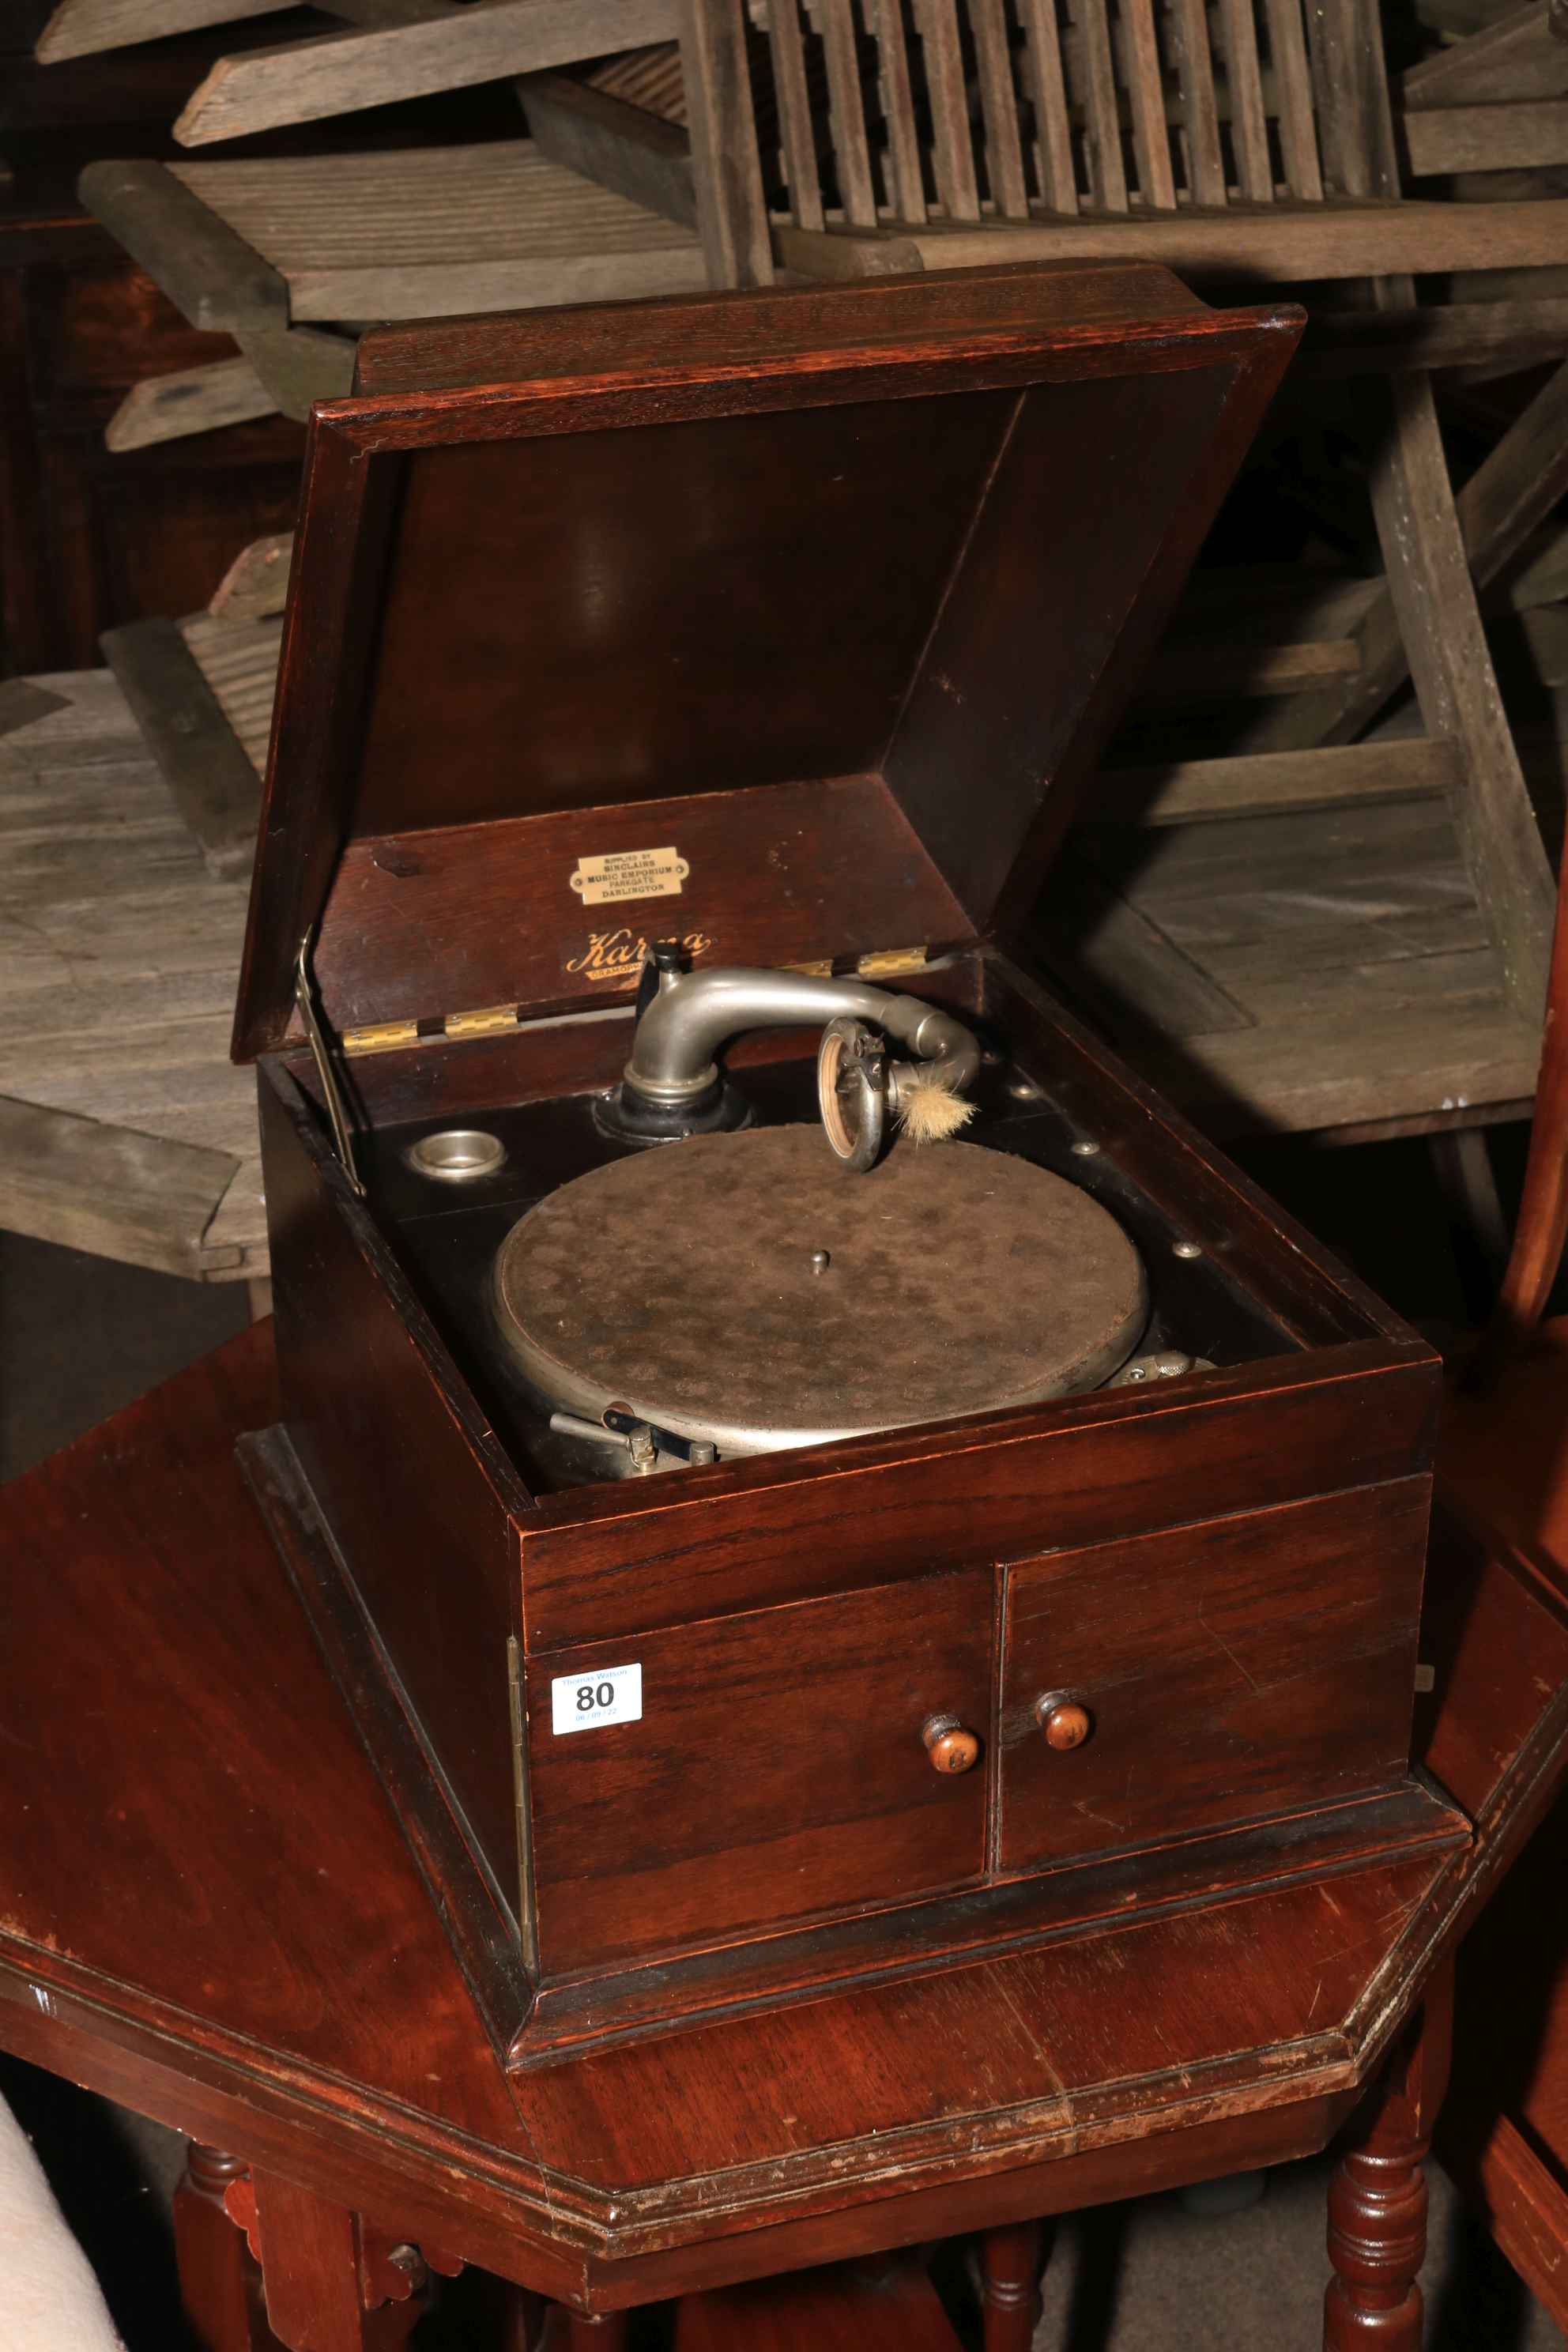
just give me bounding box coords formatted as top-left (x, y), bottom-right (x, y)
top-left (294, 932), bottom-right (366, 1199)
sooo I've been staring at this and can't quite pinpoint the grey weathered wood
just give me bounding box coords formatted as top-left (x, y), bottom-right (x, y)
top-left (1018, 0), bottom-right (1080, 212)
top-left (172, 0), bottom-right (681, 145)
top-left (0, 1096), bottom-right (242, 1281)
top-left (1072, 0), bottom-right (1129, 207)
top-left (968, 0), bottom-right (1031, 217)
top-left (1404, 0), bottom-right (1568, 103)
top-left (1119, 0), bottom-right (1178, 208)
top-left (178, 615), bottom-right (283, 777)
top-left (101, 620), bottom-right (262, 882)
top-left (775, 201), bottom-right (1568, 281)
top-left (35, 0), bottom-right (292, 61)
top-left (912, 0), bottom-right (982, 218)
top-left (518, 71), bottom-right (697, 225)
top-left (235, 324), bottom-right (357, 421)
top-left (170, 145), bottom-right (707, 321)
top-left (1359, 375), bottom-right (1556, 1017)
top-left (1217, 0), bottom-right (1275, 198)
top-left (1035, 851), bottom-right (1257, 1042)
top-left (761, 0), bottom-right (827, 229)
top-left (105, 356), bottom-right (277, 451)
top-left (1265, 0), bottom-right (1325, 194)
top-left (1096, 739), bottom-right (1461, 825)
top-left (77, 160), bottom-right (286, 334)
top-left (0, 671), bottom-right (262, 1280)
top-left (677, 0), bottom-right (772, 283)
top-left (1502, 519), bottom-right (1568, 609)
top-left (1403, 95), bottom-right (1568, 173)
top-left (209, 534), bottom-right (294, 626)
top-left (1252, 358), bottom-right (1568, 747)
top-left (1142, 636), bottom-right (1362, 699)
top-left (866, 0), bottom-right (929, 224)
top-left (1298, 296), bottom-right (1568, 374)
top-left (1165, 0), bottom-right (1227, 205)
top-left (815, 0), bottom-right (879, 226)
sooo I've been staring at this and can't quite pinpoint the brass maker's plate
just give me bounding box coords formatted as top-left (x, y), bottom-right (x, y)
top-left (492, 1127), bottom-right (1148, 1457)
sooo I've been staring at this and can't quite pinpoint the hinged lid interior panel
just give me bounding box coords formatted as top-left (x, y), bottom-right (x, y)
top-left (235, 265), bottom-right (1301, 1058)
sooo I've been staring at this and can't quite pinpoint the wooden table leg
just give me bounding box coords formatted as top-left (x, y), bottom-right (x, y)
top-left (172, 2143), bottom-right (281, 2352)
top-left (980, 2218), bottom-right (1048, 2352)
top-left (565, 2314), bottom-right (629, 2350)
top-left (1325, 1960), bottom-right (1455, 2350)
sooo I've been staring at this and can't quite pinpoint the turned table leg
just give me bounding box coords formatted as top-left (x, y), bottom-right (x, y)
top-left (172, 2143), bottom-right (280, 2352)
top-left (1325, 1960), bottom-right (1455, 2350)
top-left (980, 2218), bottom-right (1048, 2352)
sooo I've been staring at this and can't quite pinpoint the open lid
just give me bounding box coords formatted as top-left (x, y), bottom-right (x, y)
top-left (234, 262), bottom-right (1300, 1060)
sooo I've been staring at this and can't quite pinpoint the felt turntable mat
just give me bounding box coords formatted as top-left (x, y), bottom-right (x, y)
top-left (492, 1127), bottom-right (1148, 1453)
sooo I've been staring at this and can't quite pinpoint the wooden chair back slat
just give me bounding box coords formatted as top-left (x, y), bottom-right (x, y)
top-left (1262, 0), bottom-right (1325, 197)
top-left (865, 0), bottom-right (930, 219)
top-left (1019, 0), bottom-right (1080, 212)
top-left (1217, 0), bottom-right (1277, 197)
top-left (813, 0), bottom-right (881, 222)
top-left (912, 0), bottom-right (984, 217)
top-left (970, 0), bottom-right (1032, 213)
top-left (759, 0), bottom-right (829, 228)
top-left (1072, 0), bottom-right (1132, 205)
top-left (1120, 0), bottom-right (1178, 206)
top-left (1167, 0), bottom-right (1228, 204)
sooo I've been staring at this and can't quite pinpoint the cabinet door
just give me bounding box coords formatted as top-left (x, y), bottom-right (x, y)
top-left (526, 1566), bottom-right (993, 1973)
top-left (998, 1481), bottom-right (1427, 1874)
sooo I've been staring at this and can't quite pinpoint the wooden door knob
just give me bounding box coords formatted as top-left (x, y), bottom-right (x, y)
top-left (922, 1713), bottom-right (980, 1774)
top-left (1035, 1694), bottom-right (1092, 1751)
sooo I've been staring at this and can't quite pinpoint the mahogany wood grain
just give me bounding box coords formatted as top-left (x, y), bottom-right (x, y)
top-left (998, 1481), bottom-right (1428, 1869)
top-left (522, 1569), bottom-right (993, 1971)
top-left (234, 267), bottom-right (1298, 1058)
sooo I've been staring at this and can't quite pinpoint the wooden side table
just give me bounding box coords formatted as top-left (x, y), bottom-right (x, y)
top-left (0, 1323), bottom-right (1563, 2351)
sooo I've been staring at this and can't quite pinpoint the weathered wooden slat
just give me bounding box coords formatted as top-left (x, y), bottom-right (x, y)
top-left (1251, 359), bottom-right (1568, 749)
top-left (1216, 0), bottom-right (1276, 198)
top-left (1298, 296), bottom-right (1568, 375)
top-left (102, 620), bottom-right (262, 882)
top-left (776, 200), bottom-right (1568, 281)
top-left (105, 356), bottom-right (277, 452)
top-left (1142, 637), bottom-right (1362, 697)
top-left (677, 0), bottom-right (774, 282)
top-left (179, 614), bottom-right (283, 778)
top-left (77, 160), bottom-right (286, 334)
top-left (209, 534), bottom-right (293, 626)
top-left (35, 0), bottom-right (292, 62)
top-left (865, 0), bottom-right (929, 222)
top-left (815, 0), bottom-right (880, 224)
top-left (1120, 0), bottom-right (1178, 207)
top-left (1261, 0), bottom-right (1324, 195)
top-left (518, 72), bottom-right (697, 226)
top-left (1071, 0), bottom-right (1129, 207)
top-left (169, 144), bottom-right (710, 319)
top-left (761, 0), bottom-right (827, 228)
top-left (1165, 0), bottom-right (1227, 205)
top-left (1404, 0), bottom-right (1568, 104)
top-left (172, 0), bottom-right (681, 146)
top-left (1017, 0), bottom-right (1080, 213)
top-left (0, 1095), bottom-right (241, 1282)
top-left (910, 0), bottom-right (982, 219)
top-left (1035, 850), bottom-right (1257, 1042)
top-left (1096, 739), bottom-right (1461, 825)
top-left (1403, 96), bottom-right (1568, 175)
top-left (236, 325), bottom-right (357, 421)
top-left (968, 0), bottom-right (1031, 216)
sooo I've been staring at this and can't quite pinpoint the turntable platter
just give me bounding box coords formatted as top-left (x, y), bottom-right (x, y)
top-left (492, 1127), bottom-right (1148, 1457)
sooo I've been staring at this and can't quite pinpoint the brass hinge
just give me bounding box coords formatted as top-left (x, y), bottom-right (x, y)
top-left (857, 944), bottom-right (929, 980)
